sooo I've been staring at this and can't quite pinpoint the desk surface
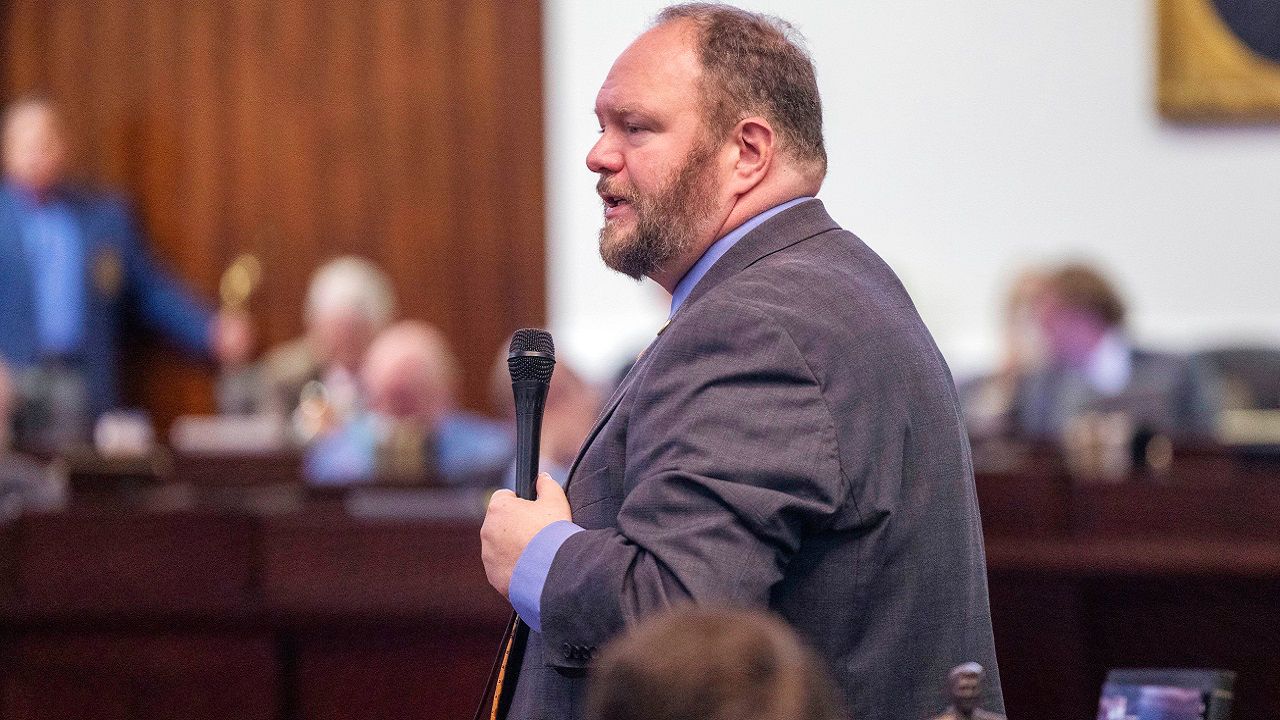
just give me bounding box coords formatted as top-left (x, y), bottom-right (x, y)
top-left (1, 446), bottom-right (1277, 720)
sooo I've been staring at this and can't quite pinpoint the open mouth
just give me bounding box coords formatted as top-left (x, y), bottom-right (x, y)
top-left (601, 192), bottom-right (631, 220)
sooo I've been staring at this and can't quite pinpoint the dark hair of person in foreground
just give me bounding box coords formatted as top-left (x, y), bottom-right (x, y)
top-left (584, 605), bottom-right (847, 720)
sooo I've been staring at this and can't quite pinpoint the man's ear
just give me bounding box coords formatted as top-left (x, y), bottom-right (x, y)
top-left (728, 116), bottom-right (775, 194)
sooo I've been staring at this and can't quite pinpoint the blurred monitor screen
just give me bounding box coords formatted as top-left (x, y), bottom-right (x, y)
top-left (1098, 682), bottom-right (1212, 720)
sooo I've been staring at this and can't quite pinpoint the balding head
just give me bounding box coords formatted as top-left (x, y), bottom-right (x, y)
top-left (2, 97), bottom-right (68, 193)
top-left (654, 4), bottom-right (826, 181)
top-left (361, 321), bottom-right (458, 432)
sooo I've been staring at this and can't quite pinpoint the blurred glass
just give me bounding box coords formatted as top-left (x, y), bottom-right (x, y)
top-left (93, 409), bottom-right (155, 458)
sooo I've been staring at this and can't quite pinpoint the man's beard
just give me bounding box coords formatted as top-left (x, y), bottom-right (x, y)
top-left (597, 140), bottom-right (718, 281)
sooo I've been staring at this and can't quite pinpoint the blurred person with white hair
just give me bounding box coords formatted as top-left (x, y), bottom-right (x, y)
top-left (0, 96), bottom-right (252, 450)
top-left (255, 255), bottom-right (395, 437)
top-left (304, 321), bottom-right (512, 485)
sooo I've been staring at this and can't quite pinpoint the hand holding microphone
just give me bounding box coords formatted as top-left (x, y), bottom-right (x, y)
top-left (481, 472), bottom-right (571, 599)
top-left (480, 329), bottom-right (572, 599)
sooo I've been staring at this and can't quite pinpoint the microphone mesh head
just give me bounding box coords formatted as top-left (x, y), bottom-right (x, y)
top-left (508, 328), bottom-right (556, 383)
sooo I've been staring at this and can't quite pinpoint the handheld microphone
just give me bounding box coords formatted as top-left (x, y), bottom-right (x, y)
top-left (507, 329), bottom-right (555, 501)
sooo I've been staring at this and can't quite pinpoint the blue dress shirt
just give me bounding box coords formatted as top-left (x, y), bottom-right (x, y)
top-left (507, 196), bottom-right (813, 632)
top-left (9, 184), bottom-right (87, 356)
top-left (305, 411), bottom-right (518, 485)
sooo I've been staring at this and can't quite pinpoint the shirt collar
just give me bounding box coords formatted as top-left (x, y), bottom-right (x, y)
top-left (668, 196), bottom-right (812, 318)
top-left (1084, 330), bottom-right (1133, 395)
top-left (3, 179), bottom-right (62, 208)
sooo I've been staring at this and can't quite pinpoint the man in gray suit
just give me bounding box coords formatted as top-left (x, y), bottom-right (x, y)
top-left (480, 5), bottom-right (1002, 720)
top-left (1011, 263), bottom-right (1219, 442)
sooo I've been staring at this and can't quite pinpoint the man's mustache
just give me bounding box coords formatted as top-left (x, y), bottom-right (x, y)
top-left (596, 176), bottom-right (632, 201)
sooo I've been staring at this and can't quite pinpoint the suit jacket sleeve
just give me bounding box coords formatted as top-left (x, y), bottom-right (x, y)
top-left (1177, 355), bottom-right (1221, 438)
top-left (110, 197), bottom-right (215, 355)
top-left (538, 297), bottom-right (848, 671)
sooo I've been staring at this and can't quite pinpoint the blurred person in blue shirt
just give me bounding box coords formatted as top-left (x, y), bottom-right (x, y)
top-left (305, 320), bottom-right (512, 485)
top-left (487, 345), bottom-right (602, 489)
top-left (0, 96), bottom-right (251, 449)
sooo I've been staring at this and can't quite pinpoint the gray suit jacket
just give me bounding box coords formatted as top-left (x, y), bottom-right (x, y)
top-left (510, 200), bottom-right (1002, 720)
top-left (1014, 349), bottom-right (1220, 441)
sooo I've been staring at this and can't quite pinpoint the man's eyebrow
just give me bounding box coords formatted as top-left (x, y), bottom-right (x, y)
top-left (596, 104), bottom-right (653, 120)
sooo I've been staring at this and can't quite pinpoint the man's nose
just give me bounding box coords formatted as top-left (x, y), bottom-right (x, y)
top-left (586, 133), bottom-right (622, 174)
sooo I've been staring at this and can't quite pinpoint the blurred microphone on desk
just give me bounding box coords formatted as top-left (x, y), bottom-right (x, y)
top-left (215, 252), bottom-right (263, 416)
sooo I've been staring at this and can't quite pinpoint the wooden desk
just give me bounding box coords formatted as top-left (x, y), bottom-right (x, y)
top-left (3, 446), bottom-right (1278, 720)
top-left (0, 492), bottom-right (508, 720)
top-left (977, 444), bottom-right (1280, 720)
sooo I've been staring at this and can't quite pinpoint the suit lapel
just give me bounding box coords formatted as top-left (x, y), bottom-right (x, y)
top-left (0, 188), bottom-right (27, 265)
top-left (67, 192), bottom-right (106, 299)
top-left (563, 342), bottom-right (651, 492)
top-left (562, 200), bottom-right (841, 495)
top-left (0, 187), bottom-right (19, 234)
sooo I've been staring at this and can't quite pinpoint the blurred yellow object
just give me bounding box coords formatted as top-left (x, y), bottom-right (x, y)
top-left (1218, 409), bottom-right (1280, 445)
top-left (220, 253), bottom-right (263, 311)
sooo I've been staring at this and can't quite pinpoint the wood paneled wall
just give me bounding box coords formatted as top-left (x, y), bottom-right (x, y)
top-left (1, 0), bottom-right (545, 424)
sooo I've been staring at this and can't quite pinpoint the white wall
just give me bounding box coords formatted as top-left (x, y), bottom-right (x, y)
top-left (544, 0), bottom-right (1280, 383)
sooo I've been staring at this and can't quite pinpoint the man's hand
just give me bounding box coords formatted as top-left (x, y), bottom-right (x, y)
top-left (481, 473), bottom-right (572, 598)
top-left (211, 310), bottom-right (255, 366)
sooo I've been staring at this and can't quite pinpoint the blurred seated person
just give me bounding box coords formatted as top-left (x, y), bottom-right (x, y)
top-left (488, 345), bottom-right (603, 486)
top-left (1009, 263), bottom-right (1218, 441)
top-left (0, 359), bottom-right (63, 512)
top-left (304, 321), bottom-right (512, 485)
top-left (959, 268), bottom-right (1049, 439)
top-left (0, 96), bottom-right (250, 452)
top-left (585, 605), bottom-right (845, 720)
top-left (257, 255), bottom-right (394, 438)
